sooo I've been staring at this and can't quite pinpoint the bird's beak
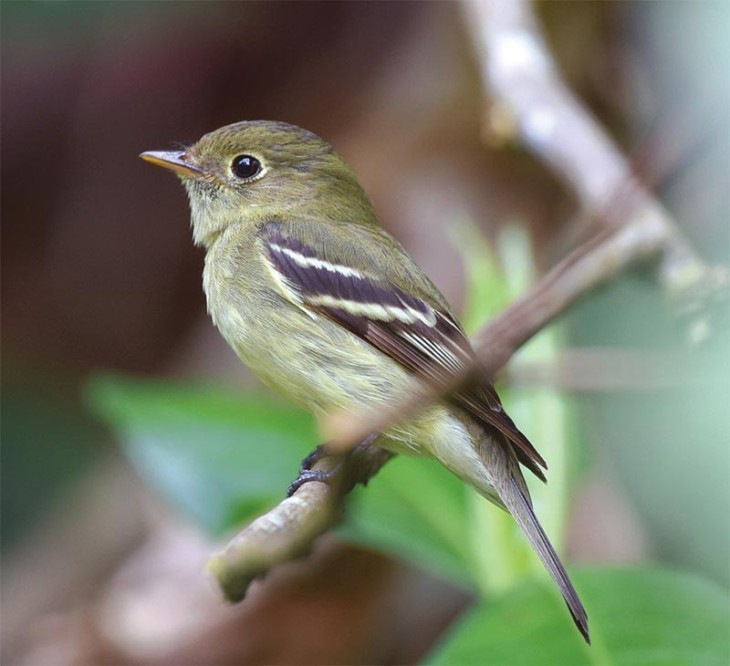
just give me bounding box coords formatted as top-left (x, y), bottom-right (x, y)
top-left (139, 150), bottom-right (203, 178)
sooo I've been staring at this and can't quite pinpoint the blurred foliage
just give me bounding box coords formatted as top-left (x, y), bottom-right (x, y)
top-left (86, 377), bottom-right (317, 534)
top-left (87, 228), bottom-right (729, 663)
top-left (568, 275), bottom-right (730, 587)
top-left (427, 568), bottom-right (729, 666)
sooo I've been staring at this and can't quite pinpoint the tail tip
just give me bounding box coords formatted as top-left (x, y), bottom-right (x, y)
top-left (569, 607), bottom-right (590, 645)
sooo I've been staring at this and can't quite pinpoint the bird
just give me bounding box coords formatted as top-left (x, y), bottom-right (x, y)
top-left (141, 120), bottom-right (589, 642)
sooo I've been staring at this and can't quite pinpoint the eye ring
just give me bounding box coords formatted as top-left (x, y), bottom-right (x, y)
top-left (231, 154), bottom-right (262, 179)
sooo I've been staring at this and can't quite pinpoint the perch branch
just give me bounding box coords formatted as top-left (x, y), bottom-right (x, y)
top-left (208, 0), bottom-right (726, 602)
top-left (208, 442), bottom-right (392, 602)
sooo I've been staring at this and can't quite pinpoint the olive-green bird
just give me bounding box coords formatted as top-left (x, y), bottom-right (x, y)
top-left (141, 120), bottom-right (589, 643)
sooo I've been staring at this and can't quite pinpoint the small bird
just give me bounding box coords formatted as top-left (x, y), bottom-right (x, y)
top-left (141, 120), bottom-right (589, 642)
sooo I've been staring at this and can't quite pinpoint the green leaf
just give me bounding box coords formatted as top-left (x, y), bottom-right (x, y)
top-left (341, 455), bottom-right (477, 588)
top-left (426, 567), bottom-right (730, 666)
top-left (85, 374), bottom-right (317, 534)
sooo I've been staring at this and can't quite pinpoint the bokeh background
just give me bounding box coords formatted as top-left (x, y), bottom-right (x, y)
top-left (2, 2), bottom-right (728, 664)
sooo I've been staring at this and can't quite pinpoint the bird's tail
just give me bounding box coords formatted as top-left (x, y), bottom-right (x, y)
top-left (498, 476), bottom-right (590, 644)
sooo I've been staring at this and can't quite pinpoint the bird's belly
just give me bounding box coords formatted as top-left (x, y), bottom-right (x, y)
top-left (209, 290), bottom-right (417, 415)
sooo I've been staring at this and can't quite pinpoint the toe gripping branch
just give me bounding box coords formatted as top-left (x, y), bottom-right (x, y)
top-left (287, 434), bottom-right (389, 498)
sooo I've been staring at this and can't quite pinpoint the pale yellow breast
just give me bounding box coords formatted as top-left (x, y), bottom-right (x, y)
top-left (202, 226), bottom-right (419, 417)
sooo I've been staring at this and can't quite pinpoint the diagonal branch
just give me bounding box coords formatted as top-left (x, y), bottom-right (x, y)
top-left (324, 213), bottom-right (674, 451)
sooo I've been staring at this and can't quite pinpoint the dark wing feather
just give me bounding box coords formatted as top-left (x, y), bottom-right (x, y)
top-left (264, 226), bottom-right (547, 479)
top-left (453, 388), bottom-right (546, 479)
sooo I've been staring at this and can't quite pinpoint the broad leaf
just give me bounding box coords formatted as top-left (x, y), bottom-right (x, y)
top-left (342, 455), bottom-right (475, 587)
top-left (426, 567), bottom-right (730, 666)
top-left (86, 374), bottom-right (317, 533)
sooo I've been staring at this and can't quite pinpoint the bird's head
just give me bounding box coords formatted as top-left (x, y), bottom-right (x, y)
top-left (141, 120), bottom-right (376, 247)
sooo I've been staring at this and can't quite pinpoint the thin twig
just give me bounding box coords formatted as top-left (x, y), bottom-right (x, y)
top-left (506, 348), bottom-right (708, 392)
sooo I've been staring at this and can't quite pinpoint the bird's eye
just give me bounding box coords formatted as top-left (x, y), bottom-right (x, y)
top-left (231, 155), bottom-right (262, 179)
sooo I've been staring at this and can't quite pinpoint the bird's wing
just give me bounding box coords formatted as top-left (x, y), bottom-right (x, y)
top-left (259, 219), bottom-right (546, 479)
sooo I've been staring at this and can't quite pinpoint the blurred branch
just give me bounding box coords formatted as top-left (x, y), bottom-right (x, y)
top-left (209, 0), bottom-right (727, 602)
top-left (325, 219), bottom-right (671, 450)
top-left (207, 465), bottom-right (337, 603)
top-left (463, 0), bottom-right (726, 314)
top-left (506, 348), bottom-right (709, 391)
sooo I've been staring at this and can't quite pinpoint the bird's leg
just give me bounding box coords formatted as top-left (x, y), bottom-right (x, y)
top-left (297, 444), bottom-right (329, 474)
top-left (284, 444), bottom-right (341, 496)
top-left (286, 443), bottom-right (343, 497)
top-left (286, 434), bottom-right (385, 497)
top-left (347, 434), bottom-right (394, 487)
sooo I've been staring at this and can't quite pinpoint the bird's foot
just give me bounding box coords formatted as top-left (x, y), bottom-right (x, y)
top-left (298, 444), bottom-right (329, 474)
top-left (286, 465), bottom-right (342, 497)
top-left (287, 443), bottom-right (343, 497)
top-left (286, 435), bottom-right (381, 497)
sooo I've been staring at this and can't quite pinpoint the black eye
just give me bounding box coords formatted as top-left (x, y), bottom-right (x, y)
top-left (231, 154), bottom-right (262, 179)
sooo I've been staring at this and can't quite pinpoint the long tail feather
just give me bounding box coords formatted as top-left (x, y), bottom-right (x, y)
top-left (500, 477), bottom-right (590, 644)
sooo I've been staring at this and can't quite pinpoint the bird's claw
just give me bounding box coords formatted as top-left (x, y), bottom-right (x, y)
top-left (286, 434), bottom-right (380, 497)
top-left (286, 464), bottom-right (342, 497)
top-left (298, 444), bottom-right (329, 474)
